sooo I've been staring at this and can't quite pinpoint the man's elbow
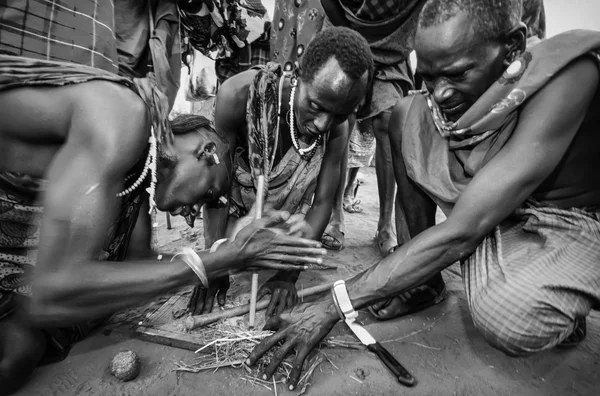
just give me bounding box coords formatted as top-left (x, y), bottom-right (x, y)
top-left (440, 220), bottom-right (487, 261)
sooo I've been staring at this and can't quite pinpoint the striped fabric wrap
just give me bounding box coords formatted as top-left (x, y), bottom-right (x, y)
top-left (463, 202), bottom-right (600, 355)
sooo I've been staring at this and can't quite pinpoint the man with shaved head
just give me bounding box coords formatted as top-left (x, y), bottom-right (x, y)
top-left (246, 0), bottom-right (600, 389)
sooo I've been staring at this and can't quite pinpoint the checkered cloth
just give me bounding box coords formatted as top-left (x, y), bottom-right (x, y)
top-left (215, 38), bottom-right (270, 84)
top-left (342, 0), bottom-right (404, 22)
top-left (462, 202), bottom-right (600, 356)
top-left (0, 0), bottom-right (118, 73)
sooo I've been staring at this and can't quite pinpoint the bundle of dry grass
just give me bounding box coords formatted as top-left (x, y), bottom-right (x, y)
top-left (172, 322), bottom-right (335, 394)
top-left (173, 322), bottom-right (294, 380)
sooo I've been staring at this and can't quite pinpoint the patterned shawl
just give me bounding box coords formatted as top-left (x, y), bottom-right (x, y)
top-left (402, 30), bottom-right (600, 214)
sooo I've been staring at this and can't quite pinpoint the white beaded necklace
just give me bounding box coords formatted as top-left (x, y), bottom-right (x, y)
top-left (289, 84), bottom-right (321, 160)
top-left (115, 128), bottom-right (157, 206)
top-left (113, 127), bottom-right (160, 259)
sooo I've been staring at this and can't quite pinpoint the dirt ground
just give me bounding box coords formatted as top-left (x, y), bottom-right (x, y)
top-left (14, 167), bottom-right (600, 396)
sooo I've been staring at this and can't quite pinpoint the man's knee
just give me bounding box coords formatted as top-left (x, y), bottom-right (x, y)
top-left (0, 339), bottom-right (44, 394)
top-left (0, 318), bottom-right (46, 393)
top-left (469, 287), bottom-right (574, 356)
top-left (0, 357), bottom-right (36, 394)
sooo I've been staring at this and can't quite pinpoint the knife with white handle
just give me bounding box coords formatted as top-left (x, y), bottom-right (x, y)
top-left (332, 280), bottom-right (416, 387)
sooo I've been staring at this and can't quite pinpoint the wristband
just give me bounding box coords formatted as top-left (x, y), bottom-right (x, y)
top-left (331, 280), bottom-right (358, 321)
top-left (210, 238), bottom-right (228, 253)
top-left (173, 248), bottom-right (209, 288)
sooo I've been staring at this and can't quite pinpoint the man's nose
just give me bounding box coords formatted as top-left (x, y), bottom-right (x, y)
top-left (432, 79), bottom-right (454, 105)
top-left (313, 113), bottom-right (334, 133)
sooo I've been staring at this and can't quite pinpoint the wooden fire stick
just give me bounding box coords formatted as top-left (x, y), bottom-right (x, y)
top-left (184, 282), bottom-right (333, 330)
top-left (248, 175), bottom-right (265, 329)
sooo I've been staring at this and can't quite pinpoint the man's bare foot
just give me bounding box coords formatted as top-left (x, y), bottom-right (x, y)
top-left (343, 195), bottom-right (363, 213)
top-left (369, 273), bottom-right (446, 321)
top-left (375, 227), bottom-right (397, 257)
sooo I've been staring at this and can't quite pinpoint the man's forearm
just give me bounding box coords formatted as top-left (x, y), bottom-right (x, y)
top-left (343, 222), bottom-right (477, 311)
top-left (30, 246), bottom-right (236, 327)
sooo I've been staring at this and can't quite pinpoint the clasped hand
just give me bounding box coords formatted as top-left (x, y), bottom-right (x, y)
top-left (230, 209), bottom-right (326, 271)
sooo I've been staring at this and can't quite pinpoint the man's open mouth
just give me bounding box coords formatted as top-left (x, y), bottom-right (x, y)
top-left (170, 205), bottom-right (201, 228)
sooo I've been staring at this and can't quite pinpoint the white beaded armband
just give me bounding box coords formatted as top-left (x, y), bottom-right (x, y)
top-left (173, 248), bottom-right (208, 288)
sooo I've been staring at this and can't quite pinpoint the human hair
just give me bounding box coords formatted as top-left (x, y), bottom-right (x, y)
top-left (169, 114), bottom-right (228, 145)
top-left (299, 26), bottom-right (373, 84)
top-left (418, 0), bottom-right (523, 42)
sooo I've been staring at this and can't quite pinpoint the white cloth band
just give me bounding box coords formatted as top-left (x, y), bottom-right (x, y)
top-left (210, 238), bottom-right (228, 253)
top-left (331, 280), bottom-right (358, 321)
top-left (173, 247), bottom-right (209, 288)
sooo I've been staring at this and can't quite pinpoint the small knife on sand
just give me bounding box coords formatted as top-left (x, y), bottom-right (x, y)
top-left (332, 280), bottom-right (416, 387)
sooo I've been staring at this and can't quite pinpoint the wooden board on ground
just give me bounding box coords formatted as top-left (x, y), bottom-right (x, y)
top-left (107, 281), bottom-right (268, 352)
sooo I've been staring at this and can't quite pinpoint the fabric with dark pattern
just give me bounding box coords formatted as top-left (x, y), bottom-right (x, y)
top-left (178, 0), bottom-right (271, 85)
top-left (270, 0), bottom-right (325, 73)
top-left (215, 37), bottom-right (270, 84)
top-left (229, 62), bottom-right (327, 217)
top-left (402, 30), bottom-right (600, 215)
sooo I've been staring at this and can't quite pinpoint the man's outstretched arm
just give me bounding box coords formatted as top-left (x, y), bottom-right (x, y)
top-left (30, 83), bottom-right (325, 327)
top-left (248, 56), bottom-right (600, 390)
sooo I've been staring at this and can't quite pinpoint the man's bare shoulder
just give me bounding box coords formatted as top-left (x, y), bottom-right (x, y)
top-left (69, 81), bottom-right (150, 175)
top-left (217, 70), bottom-right (259, 109)
top-left (214, 69), bottom-right (260, 133)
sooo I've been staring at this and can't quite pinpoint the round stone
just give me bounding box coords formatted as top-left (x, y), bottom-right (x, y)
top-left (110, 350), bottom-right (141, 381)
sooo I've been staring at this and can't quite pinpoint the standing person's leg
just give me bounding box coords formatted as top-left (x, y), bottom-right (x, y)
top-left (322, 133), bottom-right (350, 250)
top-left (372, 110), bottom-right (398, 257)
top-left (369, 104), bottom-right (446, 320)
top-left (343, 167), bottom-right (362, 213)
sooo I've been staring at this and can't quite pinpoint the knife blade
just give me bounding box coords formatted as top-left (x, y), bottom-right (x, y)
top-left (346, 320), bottom-right (416, 387)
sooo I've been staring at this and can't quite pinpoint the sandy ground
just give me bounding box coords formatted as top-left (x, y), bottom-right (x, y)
top-left (14, 167), bottom-right (600, 396)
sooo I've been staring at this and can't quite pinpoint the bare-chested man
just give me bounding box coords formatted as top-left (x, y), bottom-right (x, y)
top-left (0, 1), bottom-right (325, 393)
top-left (246, 0), bottom-right (600, 390)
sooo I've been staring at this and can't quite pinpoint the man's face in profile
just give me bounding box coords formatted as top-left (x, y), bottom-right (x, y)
top-left (415, 11), bottom-right (509, 122)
